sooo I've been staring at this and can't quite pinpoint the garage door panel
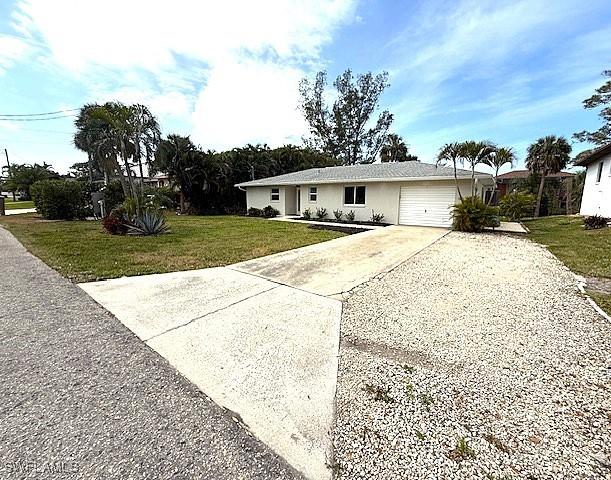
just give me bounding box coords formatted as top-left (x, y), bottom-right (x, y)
top-left (399, 185), bottom-right (455, 227)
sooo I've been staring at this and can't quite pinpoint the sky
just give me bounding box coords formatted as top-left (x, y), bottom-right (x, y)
top-left (0, 0), bottom-right (609, 174)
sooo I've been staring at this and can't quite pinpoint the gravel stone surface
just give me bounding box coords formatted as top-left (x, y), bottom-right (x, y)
top-left (0, 227), bottom-right (303, 480)
top-left (333, 232), bottom-right (611, 480)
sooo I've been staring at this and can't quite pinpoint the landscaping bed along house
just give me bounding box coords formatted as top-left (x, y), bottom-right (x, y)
top-left (0, 214), bottom-right (344, 282)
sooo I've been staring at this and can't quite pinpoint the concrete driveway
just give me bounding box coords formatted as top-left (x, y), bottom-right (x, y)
top-left (80, 225), bottom-right (446, 479)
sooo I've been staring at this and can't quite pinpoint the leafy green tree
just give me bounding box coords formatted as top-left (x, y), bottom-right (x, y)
top-left (436, 142), bottom-right (464, 201)
top-left (487, 147), bottom-right (516, 204)
top-left (457, 141), bottom-right (496, 197)
top-left (525, 135), bottom-right (572, 217)
top-left (299, 69), bottom-right (393, 165)
top-left (2, 163), bottom-right (58, 199)
top-left (380, 134), bottom-right (417, 162)
top-left (574, 70), bottom-right (611, 145)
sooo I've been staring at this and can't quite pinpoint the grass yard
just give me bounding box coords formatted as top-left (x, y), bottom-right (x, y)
top-left (526, 215), bottom-right (611, 314)
top-left (4, 199), bottom-right (35, 210)
top-left (0, 214), bottom-right (345, 282)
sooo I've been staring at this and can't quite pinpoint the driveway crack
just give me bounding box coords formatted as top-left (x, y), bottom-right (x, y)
top-left (144, 285), bottom-right (280, 342)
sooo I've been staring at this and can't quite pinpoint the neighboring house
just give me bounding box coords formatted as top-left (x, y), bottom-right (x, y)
top-left (576, 144), bottom-right (611, 217)
top-left (236, 162), bottom-right (493, 228)
top-left (142, 173), bottom-right (172, 188)
top-left (495, 170), bottom-right (576, 213)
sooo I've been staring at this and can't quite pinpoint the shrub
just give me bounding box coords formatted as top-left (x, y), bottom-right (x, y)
top-left (498, 191), bottom-right (535, 221)
top-left (248, 207), bottom-right (263, 217)
top-left (101, 180), bottom-right (125, 212)
top-left (30, 180), bottom-right (87, 220)
top-left (262, 205), bottom-right (280, 218)
top-left (127, 210), bottom-right (169, 236)
top-left (302, 208), bottom-right (312, 220)
top-left (143, 186), bottom-right (175, 210)
top-left (102, 206), bottom-right (129, 235)
top-left (584, 215), bottom-right (609, 230)
top-left (345, 210), bottom-right (355, 222)
top-left (371, 210), bottom-right (385, 223)
top-left (452, 196), bottom-right (499, 232)
top-left (316, 207), bottom-right (328, 219)
top-left (333, 209), bottom-right (343, 221)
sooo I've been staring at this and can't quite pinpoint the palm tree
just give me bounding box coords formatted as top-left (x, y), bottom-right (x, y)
top-left (526, 135), bottom-right (572, 217)
top-left (130, 104), bottom-right (161, 180)
top-left (486, 147), bottom-right (516, 205)
top-left (436, 142), bottom-right (464, 201)
top-left (457, 141), bottom-right (496, 197)
top-left (380, 134), bottom-right (410, 162)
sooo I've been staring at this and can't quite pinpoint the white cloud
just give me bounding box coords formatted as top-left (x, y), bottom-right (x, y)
top-left (10, 0), bottom-right (358, 149)
top-left (0, 34), bottom-right (30, 74)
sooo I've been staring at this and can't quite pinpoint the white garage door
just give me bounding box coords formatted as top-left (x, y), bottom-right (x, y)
top-left (399, 184), bottom-right (456, 227)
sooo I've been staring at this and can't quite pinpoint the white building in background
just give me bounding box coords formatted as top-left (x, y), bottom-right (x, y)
top-left (577, 144), bottom-right (611, 218)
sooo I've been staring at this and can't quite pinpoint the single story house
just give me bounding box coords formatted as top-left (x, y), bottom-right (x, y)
top-left (235, 162), bottom-right (494, 228)
top-left (576, 144), bottom-right (611, 217)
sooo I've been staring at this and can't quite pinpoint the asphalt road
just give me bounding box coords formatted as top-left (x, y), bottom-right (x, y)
top-left (0, 227), bottom-right (303, 480)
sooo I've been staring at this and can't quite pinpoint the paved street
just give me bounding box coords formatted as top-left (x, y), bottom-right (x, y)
top-left (0, 227), bottom-right (303, 480)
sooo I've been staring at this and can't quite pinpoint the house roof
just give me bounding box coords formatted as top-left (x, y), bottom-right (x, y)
top-left (235, 161), bottom-right (492, 187)
top-left (574, 144), bottom-right (611, 167)
top-left (496, 169), bottom-right (575, 181)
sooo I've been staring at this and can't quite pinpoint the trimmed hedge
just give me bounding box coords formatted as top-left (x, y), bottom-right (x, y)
top-left (31, 180), bottom-right (87, 220)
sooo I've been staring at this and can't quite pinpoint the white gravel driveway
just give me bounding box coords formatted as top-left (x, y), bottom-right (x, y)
top-left (333, 232), bottom-right (610, 479)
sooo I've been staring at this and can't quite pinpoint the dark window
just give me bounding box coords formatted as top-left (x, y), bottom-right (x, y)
top-left (344, 186), bottom-right (366, 205)
top-left (271, 188), bottom-right (280, 201)
top-left (596, 162), bottom-right (604, 183)
top-left (309, 187), bottom-right (317, 202)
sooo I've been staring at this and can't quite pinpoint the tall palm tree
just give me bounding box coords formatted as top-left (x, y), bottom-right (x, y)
top-left (436, 142), bottom-right (464, 201)
top-left (486, 147), bottom-right (516, 205)
top-left (130, 104), bottom-right (161, 180)
top-left (380, 133), bottom-right (410, 162)
top-left (526, 135), bottom-right (572, 217)
top-left (457, 140), bottom-right (497, 197)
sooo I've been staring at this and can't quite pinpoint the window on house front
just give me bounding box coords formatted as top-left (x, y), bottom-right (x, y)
top-left (309, 187), bottom-right (317, 202)
top-left (271, 188), bottom-right (280, 201)
top-left (596, 161), bottom-right (603, 183)
top-left (344, 185), bottom-right (366, 206)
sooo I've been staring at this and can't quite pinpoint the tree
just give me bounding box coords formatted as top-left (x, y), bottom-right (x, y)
top-left (380, 134), bottom-right (418, 162)
top-left (457, 141), bottom-right (496, 197)
top-left (436, 142), bottom-right (464, 201)
top-left (574, 69), bottom-right (611, 145)
top-left (130, 104), bottom-right (161, 179)
top-left (525, 135), bottom-right (572, 217)
top-left (486, 147), bottom-right (516, 204)
top-left (2, 163), bottom-right (58, 199)
top-left (299, 69), bottom-right (393, 165)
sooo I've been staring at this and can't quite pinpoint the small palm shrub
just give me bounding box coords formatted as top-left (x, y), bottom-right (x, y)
top-left (127, 210), bottom-right (169, 236)
top-left (371, 210), bottom-right (385, 223)
top-left (452, 196), bottom-right (499, 232)
top-left (316, 207), bottom-right (327, 219)
top-left (333, 209), bottom-right (343, 221)
top-left (302, 208), bottom-right (312, 220)
top-left (345, 210), bottom-right (355, 222)
top-left (584, 215), bottom-right (608, 230)
top-left (31, 179), bottom-right (87, 220)
top-left (499, 192), bottom-right (535, 221)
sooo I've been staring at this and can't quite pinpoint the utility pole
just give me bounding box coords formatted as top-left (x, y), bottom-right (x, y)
top-left (4, 148), bottom-right (15, 201)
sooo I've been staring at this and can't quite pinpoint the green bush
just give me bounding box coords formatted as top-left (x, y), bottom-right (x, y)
top-left (333, 209), bottom-right (343, 220)
top-left (315, 207), bottom-right (327, 219)
top-left (302, 208), bottom-right (312, 220)
top-left (101, 180), bottom-right (125, 212)
top-left (499, 191), bottom-right (535, 221)
top-left (248, 207), bottom-right (263, 217)
top-left (31, 180), bottom-right (87, 220)
top-left (143, 186), bottom-right (175, 210)
top-left (345, 210), bottom-right (355, 221)
top-left (452, 196), bottom-right (499, 232)
top-left (262, 205), bottom-right (280, 218)
top-left (584, 215), bottom-right (608, 230)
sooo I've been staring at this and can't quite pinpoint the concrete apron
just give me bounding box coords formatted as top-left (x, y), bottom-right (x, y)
top-left (79, 226), bottom-right (447, 479)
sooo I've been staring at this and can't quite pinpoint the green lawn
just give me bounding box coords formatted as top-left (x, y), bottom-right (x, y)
top-left (0, 214), bottom-right (345, 282)
top-left (4, 199), bottom-right (35, 210)
top-left (526, 215), bottom-right (611, 314)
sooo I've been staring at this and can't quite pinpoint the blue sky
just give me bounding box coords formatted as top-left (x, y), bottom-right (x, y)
top-left (0, 0), bottom-right (609, 174)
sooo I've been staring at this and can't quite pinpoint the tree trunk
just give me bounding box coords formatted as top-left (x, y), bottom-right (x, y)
top-left (534, 173), bottom-right (546, 217)
top-left (87, 153), bottom-right (94, 183)
top-left (453, 158), bottom-right (463, 202)
top-left (566, 177), bottom-right (572, 214)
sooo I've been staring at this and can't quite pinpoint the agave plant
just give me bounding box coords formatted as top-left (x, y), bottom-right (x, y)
top-left (127, 210), bottom-right (169, 236)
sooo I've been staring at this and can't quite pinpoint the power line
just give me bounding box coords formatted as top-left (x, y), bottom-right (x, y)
top-left (0, 108), bottom-right (79, 117)
top-left (0, 114), bottom-right (77, 122)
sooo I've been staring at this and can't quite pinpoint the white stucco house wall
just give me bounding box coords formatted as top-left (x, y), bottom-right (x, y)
top-left (235, 162), bottom-right (494, 228)
top-left (577, 144), bottom-right (611, 218)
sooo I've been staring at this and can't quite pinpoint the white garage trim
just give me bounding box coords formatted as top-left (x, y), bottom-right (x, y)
top-left (399, 184), bottom-right (456, 227)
